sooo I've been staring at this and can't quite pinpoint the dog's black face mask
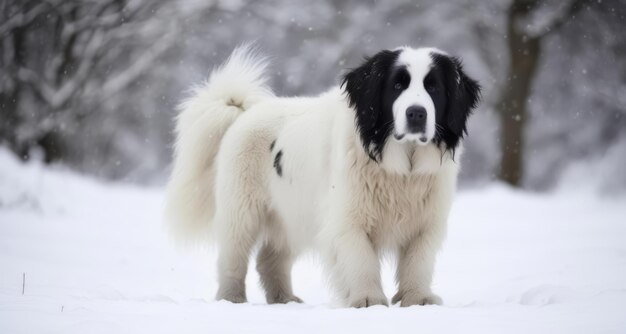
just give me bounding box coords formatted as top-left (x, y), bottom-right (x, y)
top-left (342, 49), bottom-right (480, 161)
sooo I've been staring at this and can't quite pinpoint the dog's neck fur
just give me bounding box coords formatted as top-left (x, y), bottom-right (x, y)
top-left (378, 139), bottom-right (458, 175)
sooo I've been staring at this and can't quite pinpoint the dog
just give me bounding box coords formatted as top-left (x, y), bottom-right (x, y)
top-left (165, 44), bottom-right (480, 307)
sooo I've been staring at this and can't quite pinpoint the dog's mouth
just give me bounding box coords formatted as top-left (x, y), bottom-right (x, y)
top-left (393, 132), bottom-right (430, 145)
top-left (393, 133), bottom-right (429, 145)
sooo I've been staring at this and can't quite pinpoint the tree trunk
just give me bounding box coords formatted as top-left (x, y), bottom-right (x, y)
top-left (37, 131), bottom-right (66, 163)
top-left (0, 23), bottom-right (26, 159)
top-left (496, 0), bottom-right (541, 186)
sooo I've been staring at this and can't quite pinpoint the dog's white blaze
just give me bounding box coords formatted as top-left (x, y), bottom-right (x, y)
top-left (392, 48), bottom-right (441, 145)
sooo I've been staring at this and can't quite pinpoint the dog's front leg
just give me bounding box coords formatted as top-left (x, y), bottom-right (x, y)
top-left (326, 225), bottom-right (388, 308)
top-left (392, 223), bottom-right (445, 307)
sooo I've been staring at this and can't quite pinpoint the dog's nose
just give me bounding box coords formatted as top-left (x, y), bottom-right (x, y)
top-left (406, 106), bottom-right (426, 133)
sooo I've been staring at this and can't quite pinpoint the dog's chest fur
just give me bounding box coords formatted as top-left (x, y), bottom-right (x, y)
top-left (344, 142), bottom-right (444, 249)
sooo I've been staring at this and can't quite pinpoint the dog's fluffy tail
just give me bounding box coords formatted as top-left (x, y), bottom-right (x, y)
top-left (165, 44), bottom-right (272, 245)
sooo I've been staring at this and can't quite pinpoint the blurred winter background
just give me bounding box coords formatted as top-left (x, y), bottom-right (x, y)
top-left (1, 0), bottom-right (625, 191)
top-left (2, 1), bottom-right (626, 333)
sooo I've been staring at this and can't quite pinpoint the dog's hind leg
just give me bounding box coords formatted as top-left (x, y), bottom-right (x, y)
top-left (212, 114), bottom-right (278, 303)
top-left (256, 216), bottom-right (302, 304)
top-left (215, 206), bottom-right (262, 303)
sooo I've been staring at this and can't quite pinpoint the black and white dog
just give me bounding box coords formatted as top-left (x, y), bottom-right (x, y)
top-left (165, 45), bottom-right (480, 307)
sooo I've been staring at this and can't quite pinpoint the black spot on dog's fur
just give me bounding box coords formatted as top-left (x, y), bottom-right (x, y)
top-left (274, 150), bottom-right (283, 177)
top-left (270, 140), bottom-right (276, 152)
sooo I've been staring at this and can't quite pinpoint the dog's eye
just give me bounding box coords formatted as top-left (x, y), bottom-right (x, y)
top-left (394, 70), bottom-right (410, 90)
top-left (424, 75), bottom-right (437, 93)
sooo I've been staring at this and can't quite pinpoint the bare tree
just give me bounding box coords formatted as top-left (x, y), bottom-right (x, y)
top-left (0, 0), bottom-right (178, 162)
top-left (496, 0), bottom-right (587, 186)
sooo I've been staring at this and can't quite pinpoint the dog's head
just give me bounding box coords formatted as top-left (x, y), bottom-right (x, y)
top-left (342, 47), bottom-right (481, 161)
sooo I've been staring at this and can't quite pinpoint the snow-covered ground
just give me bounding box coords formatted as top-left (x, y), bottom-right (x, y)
top-left (1, 149), bottom-right (625, 334)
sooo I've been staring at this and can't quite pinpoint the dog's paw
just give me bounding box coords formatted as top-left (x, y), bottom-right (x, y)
top-left (267, 293), bottom-right (303, 304)
top-left (392, 290), bottom-right (442, 307)
top-left (216, 289), bottom-right (247, 304)
top-left (348, 292), bottom-right (389, 308)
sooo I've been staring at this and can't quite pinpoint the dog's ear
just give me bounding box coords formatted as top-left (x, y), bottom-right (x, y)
top-left (433, 54), bottom-right (481, 153)
top-left (341, 50), bottom-right (399, 161)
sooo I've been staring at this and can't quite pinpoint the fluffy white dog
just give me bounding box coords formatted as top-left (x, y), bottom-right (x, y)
top-left (165, 45), bottom-right (480, 307)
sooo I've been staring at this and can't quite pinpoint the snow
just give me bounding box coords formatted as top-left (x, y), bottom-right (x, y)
top-left (1, 149), bottom-right (625, 333)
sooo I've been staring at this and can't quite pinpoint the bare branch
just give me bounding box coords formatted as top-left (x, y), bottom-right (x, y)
top-left (98, 24), bottom-right (179, 102)
top-left (16, 67), bottom-right (55, 104)
top-left (0, 1), bottom-right (61, 36)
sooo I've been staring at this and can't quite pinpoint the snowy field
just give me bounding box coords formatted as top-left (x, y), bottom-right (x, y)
top-left (1, 149), bottom-right (625, 334)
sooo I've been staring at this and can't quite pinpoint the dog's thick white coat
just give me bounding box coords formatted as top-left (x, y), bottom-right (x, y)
top-left (166, 46), bottom-right (461, 307)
